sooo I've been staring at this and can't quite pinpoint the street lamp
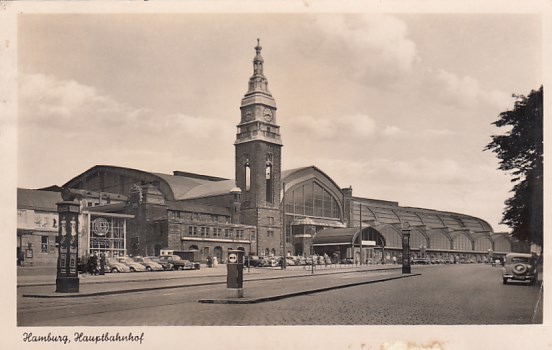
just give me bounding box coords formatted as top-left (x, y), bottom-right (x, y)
top-left (401, 221), bottom-right (411, 274)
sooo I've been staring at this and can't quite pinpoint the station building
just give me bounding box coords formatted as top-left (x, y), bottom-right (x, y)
top-left (17, 41), bottom-right (526, 266)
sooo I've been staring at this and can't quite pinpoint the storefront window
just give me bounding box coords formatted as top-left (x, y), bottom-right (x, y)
top-left (90, 216), bottom-right (126, 257)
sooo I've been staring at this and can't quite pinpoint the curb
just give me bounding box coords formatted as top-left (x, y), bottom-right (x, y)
top-left (198, 273), bottom-right (421, 304)
top-left (20, 266), bottom-right (402, 297)
top-left (17, 266), bottom-right (400, 288)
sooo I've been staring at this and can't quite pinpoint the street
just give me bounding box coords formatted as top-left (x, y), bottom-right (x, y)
top-left (18, 264), bottom-right (543, 326)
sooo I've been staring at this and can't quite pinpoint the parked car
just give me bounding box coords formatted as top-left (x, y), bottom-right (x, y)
top-left (412, 258), bottom-right (430, 265)
top-left (159, 255), bottom-right (200, 270)
top-left (339, 258), bottom-right (354, 265)
top-left (133, 256), bottom-right (164, 271)
top-left (146, 256), bottom-right (174, 270)
top-left (264, 257), bottom-right (279, 267)
top-left (502, 253), bottom-right (539, 285)
top-left (117, 257), bottom-right (147, 272)
top-left (285, 257), bottom-right (296, 266)
top-left (244, 255), bottom-right (262, 267)
top-left (105, 257), bottom-right (131, 273)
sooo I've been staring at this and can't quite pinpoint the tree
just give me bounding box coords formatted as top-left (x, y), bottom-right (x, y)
top-left (485, 86), bottom-right (543, 248)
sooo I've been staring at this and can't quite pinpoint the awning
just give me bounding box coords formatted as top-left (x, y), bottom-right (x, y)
top-left (312, 227), bottom-right (359, 245)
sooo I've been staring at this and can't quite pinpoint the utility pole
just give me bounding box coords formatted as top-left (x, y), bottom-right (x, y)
top-left (359, 203), bottom-right (363, 265)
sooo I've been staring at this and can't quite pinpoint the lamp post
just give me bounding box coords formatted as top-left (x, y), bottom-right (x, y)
top-left (401, 221), bottom-right (411, 274)
top-left (282, 182), bottom-right (286, 270)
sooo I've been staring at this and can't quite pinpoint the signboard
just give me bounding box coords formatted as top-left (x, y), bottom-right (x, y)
top-left (361, 240), bottom-right (376, 246)
top-left (228, 253), bottom-right (238, 263)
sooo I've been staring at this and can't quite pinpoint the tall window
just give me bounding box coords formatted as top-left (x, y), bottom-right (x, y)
top-left (266, 153), bottom-right (273, 203)
top-left (213, 228), bottom-right (221, 237)
top-left (244, 154), bottom-right (251, 191)
top-left (304, 184), bottom-right (314, 216)
top-left (41, 236), bottom-right (48, 253)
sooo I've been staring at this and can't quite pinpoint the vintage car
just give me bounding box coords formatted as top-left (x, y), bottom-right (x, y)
top-left (502, 253), bottom-right (539, 285)
top-left (116, 256), bottom-right (148, 272)
top-left (105, 257), bottom-right (131, 273)
top-left (146, 256), bottom-right (174, 270)
top-left (158, 255), bottom-right (200, 270)
top-left (243, 255), bottom-right (263, 267)
top-left (133, 256), bottom-right (164, 271)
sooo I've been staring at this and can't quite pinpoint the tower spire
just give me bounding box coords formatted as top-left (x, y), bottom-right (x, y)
top-left (247, 38), bottom-right (270, 95)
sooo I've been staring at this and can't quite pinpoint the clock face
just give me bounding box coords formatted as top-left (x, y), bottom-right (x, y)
top-left (263, 108), bottom-right (273, 122)
top-left (244, 111), bottom-right (253, 122)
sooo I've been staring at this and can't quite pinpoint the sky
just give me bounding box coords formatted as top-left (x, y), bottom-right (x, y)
top-left (17, 13), bottom-right (543, 233)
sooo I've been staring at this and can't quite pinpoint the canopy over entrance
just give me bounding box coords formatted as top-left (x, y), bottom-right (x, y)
top-left (313, 225), bottom-right (391, 247)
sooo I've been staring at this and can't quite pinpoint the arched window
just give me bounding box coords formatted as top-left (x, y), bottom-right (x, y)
top-left (244, 157), bottom-right (251, 192)
top-left (285, 181), bottom-right (341, 219)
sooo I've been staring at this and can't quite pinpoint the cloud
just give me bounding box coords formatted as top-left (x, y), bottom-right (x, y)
top-left (312, 14), bottom-right (419, 80)
top-left (19, 73), bottom-right (137, 129)
top-left (382, 125), bottom-right (402, 136)
top-left (432, 69), bottom-right (511, 110)
top-left (19, 73), bottom-right (233, 140)
top-left (18, 73), bottom-right (236, 187)
top-left (285, 113), bottom-right (376, 140)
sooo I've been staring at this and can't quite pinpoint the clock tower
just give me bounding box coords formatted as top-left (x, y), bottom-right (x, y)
top-left (235, 39), bottom-right (283, 256)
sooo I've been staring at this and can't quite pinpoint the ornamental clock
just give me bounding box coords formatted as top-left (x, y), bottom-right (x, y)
top-left (244, 111), bottom-right (253, 122)
top-left (263, 108), bottom-right (273, 122)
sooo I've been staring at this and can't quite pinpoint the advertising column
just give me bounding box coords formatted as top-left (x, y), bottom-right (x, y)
top-left (56, 200), bottom-right (80, 293)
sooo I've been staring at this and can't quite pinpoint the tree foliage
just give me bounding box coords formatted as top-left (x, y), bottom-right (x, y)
top-left (485, 86), bottom-right (543, 247)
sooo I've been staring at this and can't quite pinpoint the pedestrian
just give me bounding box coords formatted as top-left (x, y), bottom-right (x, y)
top-left (207, 255), bottom-right (212, 268)
top-left (212, 256), bottom-right (218, 268)
top-left (17, 250), bottom-right (24, 267)
top-left (88, 253), bottom-right (98, 275)
top-left (392, 256), bottom-right (397, 265)
top-left (99, 253), bottom-right (106, 275)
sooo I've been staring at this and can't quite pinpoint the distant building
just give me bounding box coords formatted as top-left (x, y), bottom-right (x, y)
top-left (17, 40), bottom-right (524, 266)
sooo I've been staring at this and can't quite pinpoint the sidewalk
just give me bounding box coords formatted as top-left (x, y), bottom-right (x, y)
top-left (19, 264), bottom-right (407, 299)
